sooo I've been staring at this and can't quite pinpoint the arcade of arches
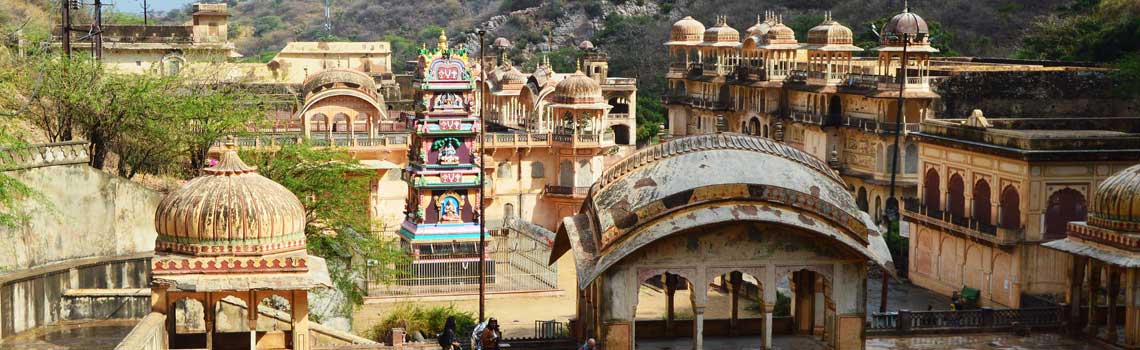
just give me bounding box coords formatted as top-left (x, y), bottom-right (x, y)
top-left (550, 134), bottom-right (893, 350)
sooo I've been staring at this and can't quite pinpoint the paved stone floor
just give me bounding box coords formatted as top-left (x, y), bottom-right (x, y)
top-left (638, 333), bottom-right (1099, 350)
top-left (866, 275), bottom-right (953, 315)
top-left (0, 320), bottom-right (138, 350)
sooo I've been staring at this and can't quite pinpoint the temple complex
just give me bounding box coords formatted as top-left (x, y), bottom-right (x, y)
top-left (661, 5), bottom-right (1140, 313)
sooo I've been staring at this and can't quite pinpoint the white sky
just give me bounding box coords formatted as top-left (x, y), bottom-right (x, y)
top-left (110, 0), bottom-right (199, 14)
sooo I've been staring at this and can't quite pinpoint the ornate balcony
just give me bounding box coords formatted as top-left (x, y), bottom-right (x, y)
top-left (544, 185), bottom-right (590, 198)
top-left (902, 198), bottom-right (1023, 246)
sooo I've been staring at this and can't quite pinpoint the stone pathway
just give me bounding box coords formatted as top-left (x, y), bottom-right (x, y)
top-left (866, 275), bottom-right (953, 315)
top-left (0, 320), bottom-right (138, 350)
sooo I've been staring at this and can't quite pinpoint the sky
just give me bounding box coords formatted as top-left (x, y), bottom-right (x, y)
top-left (111, 0), bottom-right (199, 14)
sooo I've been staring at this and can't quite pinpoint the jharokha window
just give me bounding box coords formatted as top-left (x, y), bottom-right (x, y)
top-left (1044, 188), bottom-right (1087, 239)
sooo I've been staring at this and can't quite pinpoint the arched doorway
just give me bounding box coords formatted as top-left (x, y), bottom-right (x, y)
top-left (856, 187), bottom-right (869, 212)
top-left (973, 179), bottom-right (991, 226)
top-left (170, 297), bottom-right (207, 348)
top-left (608, 96), bottom-right (630, 114)
top-left (1044, 188), bottom-right (1086, 239)
top-left (634, 272), bottom-right (695, 350)
top-left (748, 117), bottom-right (762, 136)
top-left (923, 169), bottom-right (941, 212)
top-left (826, 95), bottom-right (842, 126)
top-left (948, 174), bottom-right (965, 219)
top-left (611, 124), bottom-right (632, 145)
top-left (999, 186), bottom-right (1020, 229)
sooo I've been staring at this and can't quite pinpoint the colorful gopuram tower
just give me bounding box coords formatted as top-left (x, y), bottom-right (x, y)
top-left (399, 31), bottom-right (491, 282)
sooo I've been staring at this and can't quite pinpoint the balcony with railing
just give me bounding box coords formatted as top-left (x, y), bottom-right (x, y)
top-left (806, 70), bottom-right (847, 86)
top-left (842, 116), bottom-right (921, 135)
top-left (788, 110), bottom-right (824, 125)
top-left (841, 73), bottom-right (932, 91)
top-left (902, 198), bottom-right (1024, 246)
top-left (734, 66), bottom-right (767, 81)
top-left (689, 96), bottom-right (730, 110)
top-left (604, 77), bottom-right (637, 86)
top-left (543, 185), bottom-right (591, 198)
top-left (787, 70), bottom-right (808, 83)
top-left (668, 62), bottom-right (688, 76)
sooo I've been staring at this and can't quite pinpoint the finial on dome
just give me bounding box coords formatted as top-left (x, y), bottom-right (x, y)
top-left (224, 135), bottom-right (237, 150)
top-left (575, 58), bottom-right (581, 72)
top-left (904, 0), bottom-right (909, 12)
top-left (437, 29), bottom-right (449, 51)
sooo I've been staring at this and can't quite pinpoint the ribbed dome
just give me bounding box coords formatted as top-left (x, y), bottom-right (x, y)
top-left (301, 68), bottom-right (376, 96)
top-left (502, 66), bottom-right (526, 84)
top-left (765, 22), bottom-right (797, 45)
top-left (881, 7), bottom-right (930, 46)
top-left (670, 16), bottom-right (705, 43)
top-left (745, 12), bottom-right (777, 38)
top-left (154, 146), bottom-right (307, 256)
top-left (493, 37), bottom-right (512, 48)
top-left (552, 71), bottom-right (603, 104)
top-left (703, 17), bottom-right (740, 44)
top-left (1088, 164), bottom-right (1140, 232)
top-left (807, 15), bottom-right (854, 45)
top-left (578, 40), bottom-right (595, 50)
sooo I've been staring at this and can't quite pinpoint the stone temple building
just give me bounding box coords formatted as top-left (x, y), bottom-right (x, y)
top-left (661, 5), bottom-right (1140, 313)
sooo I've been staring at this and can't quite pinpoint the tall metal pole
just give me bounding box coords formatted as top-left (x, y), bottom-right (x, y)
top-left (477, 29), bottom-right (487, 323)
top-left (882, 32), bottom-right (909, 314)
top-left (142, 0), bottom-right (149, 26)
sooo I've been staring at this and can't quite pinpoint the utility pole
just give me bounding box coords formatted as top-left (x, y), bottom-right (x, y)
top-left (476, 28), bottom-right (487, 323)
top-left (143, 0), bottom-right (149, 26)
top-left (883, 30), bottom-right (911, 314)
top-left (93, 0), bottom-right (103, 60)
top-left (60, 0), bottom-right (72, 57)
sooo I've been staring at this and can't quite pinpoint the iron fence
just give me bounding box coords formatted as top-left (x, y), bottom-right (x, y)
top-left (869, 306), bottom-right (1064, 335)
top-left (369, 230), bottom-right (558, 297)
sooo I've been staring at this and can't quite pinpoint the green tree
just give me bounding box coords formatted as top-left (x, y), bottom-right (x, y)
top-left (241, 143), bottom-right (408, 311)
top-left (173, 72), bottom-right (266, 173)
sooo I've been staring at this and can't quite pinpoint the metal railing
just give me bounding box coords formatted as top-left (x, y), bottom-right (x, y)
top-left (0, 140), bottom-right (90, 171)
top-left (544, 185), bottom-right (590, 197)
top-left (370, 229), bottom-right (557, 297)
top-left (869, 306), bottom-right (1064, 334)
top-left (903, 198), bottom-right (1024, 244)
top-left (534, 320), bottom-right (569, 339)
top-left (788, 111), bottom-right (823, 125)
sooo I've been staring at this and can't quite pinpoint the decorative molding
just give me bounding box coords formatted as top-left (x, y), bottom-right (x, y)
top-left (0, 141), bottom-right (90, 171)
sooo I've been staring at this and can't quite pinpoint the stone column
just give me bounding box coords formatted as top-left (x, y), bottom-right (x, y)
top-left (1087, 260), bottom-right (1101, 336)
top-left (1124, 267), bottom-right (1138, 347)
top-left (1108, 265), bottom-right (1120, 342)
top-left (1069, 256), bottom-right (1087, 334)
top-left (693, 305), bottom-right (706, 350)
top-left (205, 293), bottom-right (214, 350)
top-left (794, 271), bottom-right (816, 335)
top-left (303, 113), bottom-right (311, 139)
top-left (293, 290), bottom-right (310, 350)
top-left (730, 271), bottom-right (742, 336)
top-left (664, 274), bottom-right (676, 334)
top-left (762, 265), bottom-right (777, 350)
top-left (249, 291), bottom-right (258, 350)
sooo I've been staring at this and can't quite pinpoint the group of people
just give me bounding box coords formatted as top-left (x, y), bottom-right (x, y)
top-left (437, 317), bottom-right (597, 350)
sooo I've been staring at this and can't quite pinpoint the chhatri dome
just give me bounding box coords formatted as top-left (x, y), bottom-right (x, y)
top-left (154, 141), bottom-right (307, 256)
top-left (807, 12), bottom-right (855, 46)
top-left (1088, 163), bottom-right (1140, 232)
top-left (745, 12), bottom-right (776, 38)
top-left (552, 68), bottom-right (603, 104)
top-left (702, 16), bottom-right (740, 45)
top-left (667, 16), bottom-right (705, 45)
top-left (877, 1), bottom-right (936, 50)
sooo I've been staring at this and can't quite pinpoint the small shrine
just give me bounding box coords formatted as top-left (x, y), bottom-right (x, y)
top-left (149, 141), bottom-right (331, 350)
top-left (399, 31), bottom-right (492, 283)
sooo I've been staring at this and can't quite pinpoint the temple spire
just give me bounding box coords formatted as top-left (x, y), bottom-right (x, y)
top-left (437, 29), bottom-right (448, 51)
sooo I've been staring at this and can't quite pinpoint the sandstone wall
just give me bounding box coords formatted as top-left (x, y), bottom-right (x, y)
top-left (933, 70), bottom-right (1140, 119)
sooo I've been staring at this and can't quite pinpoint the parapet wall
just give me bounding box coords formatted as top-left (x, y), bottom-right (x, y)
top-left (933, 70), bottom-right (1140, 119)
top-left (0, 142), bottom-right (162, 339)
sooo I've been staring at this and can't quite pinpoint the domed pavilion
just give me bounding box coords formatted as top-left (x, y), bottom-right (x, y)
top-left (149, 140), bottom-right (331, 350)
top-left (550, 134), bottom-right (893, 350)
top-left (1045, 164), bottom-right (1140, 347)
top-left (547, 67), bottom-right (611, 135)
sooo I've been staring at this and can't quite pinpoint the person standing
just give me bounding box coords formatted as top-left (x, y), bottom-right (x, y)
top-left (480, 318), bottom-right (501, 350)
top-left (439, 316), bottom-right (461, 350)
top-left (579, 338), bottom-right (597, 350)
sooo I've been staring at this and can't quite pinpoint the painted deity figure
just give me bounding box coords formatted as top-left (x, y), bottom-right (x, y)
top-left (441, 199), bottom-right (461, 223)
top-left (439, 144), bottom-right (460, 164)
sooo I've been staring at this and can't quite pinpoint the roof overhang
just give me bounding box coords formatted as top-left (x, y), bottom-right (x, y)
top-left (1043, 238), bottom-right (1140, 268)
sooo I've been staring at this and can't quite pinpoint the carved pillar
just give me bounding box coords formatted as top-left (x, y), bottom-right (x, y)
top-left (293, 290), bottom-right (310, 350)
top-left (693, 305), bottom-right (706, 350)
top-left (249, 291), bottom-right (258, 350)
top-left (205, 292), bottom-right (214, 350)
top-left (1107, 266), bottom-right (1120, 342)
top-left (303, 113), bottom-right (311, 139)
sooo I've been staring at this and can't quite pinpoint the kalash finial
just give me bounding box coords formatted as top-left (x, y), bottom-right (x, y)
top-left (437, 29), bottom-right (449, 51)
top-left (904, 0), bottom-right (909, 12)
top-left (224, 135), bottom-right (237, 150)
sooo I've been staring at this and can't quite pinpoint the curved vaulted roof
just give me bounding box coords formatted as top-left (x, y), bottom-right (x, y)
top-left (550, 134), bottom-right (894, 288)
